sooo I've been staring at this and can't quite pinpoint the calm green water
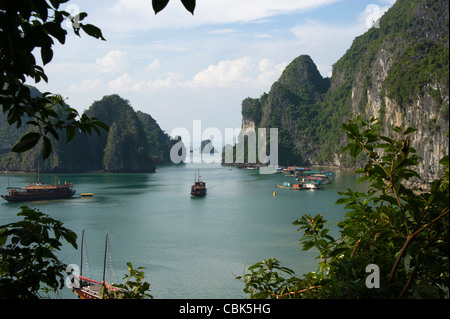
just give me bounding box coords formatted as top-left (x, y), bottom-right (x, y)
top-left (0, 159), bottom-right (364, 299)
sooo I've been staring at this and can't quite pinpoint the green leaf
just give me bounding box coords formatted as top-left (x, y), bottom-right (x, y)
top-left (379, 136), bottom-right (394, 144)
top-left (11, 133), bottom-right (41, 153)
top-left (92, 120), bottom-right (109, 132)
top-left (66, 126), bottom-right (76, 142)
top-left (44, 22), bottom-right (67, 44)
top-left (152, 0), bottom-right (170, 14)
top-left (181, 0), bottom-right (196, 14)
top-left (335, 197), bottom-right (350, 205)
top-left (80, 23), bottom-right (106, 40)
top-left (404, 127), bottom-right (417, 135)
top-left (356, 175), bottom-right (369, 185)
top-left (42, 136), bottom-right (52, 159)
top-left (439, 155), bottom-right (449, 166)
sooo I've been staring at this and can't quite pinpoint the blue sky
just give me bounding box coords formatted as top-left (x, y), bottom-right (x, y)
top-left (33, 0), bottom-right (396, 146)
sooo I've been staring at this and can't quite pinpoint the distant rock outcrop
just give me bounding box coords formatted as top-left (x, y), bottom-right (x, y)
top-left (236, 0), bottom-right (449, 184)
top-left (0, 94), bottom-right (182, 173)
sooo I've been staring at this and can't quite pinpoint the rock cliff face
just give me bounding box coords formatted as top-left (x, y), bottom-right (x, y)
top-left (238, 0), bottom-right (448, 183)
top-left (0, 94), bottom-right (179, 172)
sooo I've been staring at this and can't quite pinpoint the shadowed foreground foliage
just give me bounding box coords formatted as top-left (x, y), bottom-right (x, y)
top-left (237, 117), bottom-right (449, 299)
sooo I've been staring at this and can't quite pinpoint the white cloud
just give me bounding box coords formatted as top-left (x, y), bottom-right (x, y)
top-left (289, 19), bottom-right (368, 77)
top-left (108, 73), bottom-right (133, 92)
top-left (254, 34), bottom-right (273, 38)
top-left (45, 62), bottom-right (97, 74)
top-left (96, 50), bottom-right (129, 73)
top-left (146, 59), bottom-right (161, 71)
top-left (188, 57), bottom-right (253, 88)
top-left (98, 57), bottom-right (288, 92)
top-left (290, 19), bottom-right (365, 47)
top-left (195, 0), bottom-right (342, 24)
top-left (206, 29), bottom-right (236, 34)
top-left (131, 72), bottom-right (184, 91)
top-left (256, 59), bottom-right (288, 87)
top-left (69, 78), bottom-right (105, 93)
top-left (186, 57), bottom-right (286, 89)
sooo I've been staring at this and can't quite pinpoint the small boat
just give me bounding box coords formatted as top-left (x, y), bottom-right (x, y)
top-left (80, 193), bottom-right (94, 197)
top-left (72, 231), bottom-right (122, 299)
top-left (276, 182), bottom-right (303, 190)
top-left (302, 181), bottom-right (323, 190)
top-left (191, 170), bottom-right (207, 197)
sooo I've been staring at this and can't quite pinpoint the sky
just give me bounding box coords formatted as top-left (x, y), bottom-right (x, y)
top-left (32, 0), bottom-right (396, 147)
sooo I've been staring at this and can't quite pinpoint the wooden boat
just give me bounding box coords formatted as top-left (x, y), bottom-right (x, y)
top-left (1, 182), bottom-right (75, 202)
top-left (72, 231), bottom-right (122, 299)
top-left (2, 165), bottom-right (76, 202)
top-left (190, 170), bottom-right (207, 197)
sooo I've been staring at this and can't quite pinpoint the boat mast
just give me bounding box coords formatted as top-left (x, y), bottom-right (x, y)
top-left (37, 160), bottom-right (40, 184)
top-left (102, 232), bottom-right (108, 284)
top-left (80, 230), bottom-right (85, 285)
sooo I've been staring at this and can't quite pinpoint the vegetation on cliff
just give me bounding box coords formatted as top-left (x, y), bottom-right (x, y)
top-left (0, 93), bottom-right (179, 172)
top-left (236, 0), bottom-right (449, 182)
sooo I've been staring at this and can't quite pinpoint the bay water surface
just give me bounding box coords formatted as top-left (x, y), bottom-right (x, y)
top-left (0, 157), bottom-right (365, 299)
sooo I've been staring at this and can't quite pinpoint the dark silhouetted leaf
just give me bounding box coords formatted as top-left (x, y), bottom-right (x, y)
top-left (152, 0), bottom-right (170, 14)
top-left (181, 0), bottom-right (195, 14)
top-left (11, 133), bottom-right (41, 153)
top-left (80, 24), bottom-right (105, 40)
top-left (42, 135), bottom-right (52, 159)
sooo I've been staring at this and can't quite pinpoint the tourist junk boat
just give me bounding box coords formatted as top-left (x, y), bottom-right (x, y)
top-left (72, 231), bottom-right (122, 299)
top-left (1, 182), bottom-right (76, 202)
top-left (190, 170), bottom-right (207, 197)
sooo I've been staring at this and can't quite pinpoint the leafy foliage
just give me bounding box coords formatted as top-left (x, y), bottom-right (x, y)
top-left (238, 117), bottom-right (449, 299)
top-left (236, 258), bottom-right (302, 299)
top-left (0, 207), bottom-right (78, 298)
top-left (0, 208), bottom-right (154, 299)
top-left (0, 0), bottom-right (108, 159)
top-left (102, 262), bottom-right (153, 299)
top-left (152, 0), bottom-right (196, 15)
